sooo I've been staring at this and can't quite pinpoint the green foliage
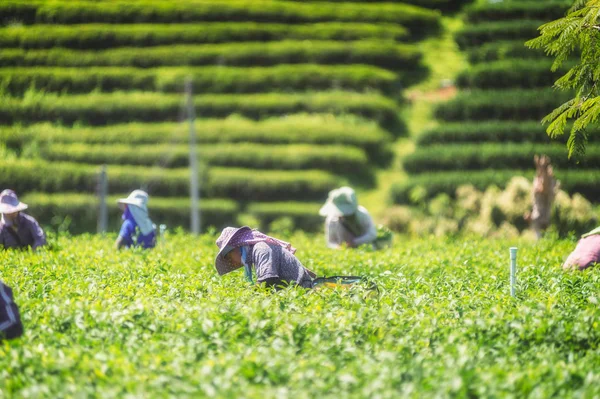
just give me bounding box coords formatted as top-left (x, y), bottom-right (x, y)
top-left (246, 202), bottom-right (322, 232)
top-left (0, 0), bottom-right (441, 35)
top-left (389, 177), bottom-right (597, 238)
top-left (0, 115), bottom-right (393, 164)
top-left (40, 142), bottom-right (372, 175)
top-left (417, 121), bottom-right (600, 146)
top-left (455, 20), bottom-right (545, 49)
top-left (467, 40), bottom-right (547, 64)
top-left (434, 88), bottom-right (573, 121)
top-left (456, 60), bottom-right (566, 89)
top-left (2, 159), bottom-right (341, 201)
top-left (278, 0), bottom-right (474, 12)
top-left (0, 65), bottom-right (400, 95)
top-left (390, 169), bottom-right (600, 204)
top-left (4, 233), bottom-right (600, 396)
top-left (0, 91), bottom-right (404, 132)
top-left (465, 1), bottom-right (570, 24)
top-left (403, 143), bottom-right (600, 173)
top-left (0, 22), bottom-right (409, 49)
top-left (205, 168), bottom-right (341, 201)
top-left (526, 0), bottom-right (600, 158)
top-left (21, 192), bottom-right (239, 234)
top-left (0, 41), bottom-right (422, 73)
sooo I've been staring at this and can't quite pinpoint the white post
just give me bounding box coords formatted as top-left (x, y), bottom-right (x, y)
top-left (510, 247), bottom-right (518, 297)
top-left (97, 164), bottom-right (108, 234)
top-left (186, 77), bottom-right (201, 235)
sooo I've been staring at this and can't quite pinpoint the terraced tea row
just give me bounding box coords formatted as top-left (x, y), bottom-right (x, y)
top-left (0, 41), bottom-right (421, 72)
top-left (0, 22), bottom-right (409, 49)
top-left (404, 143), bottom-right (600, 173)
top-left (416, 121), bottom-right (600, 145)
top-left (2, 160), bottom-right (341, 201)
top-left (0, 91), bottom-right (404, 132)
top-left (0, 0), bottom-right (440, 34)
top-left (39, 143), bottom-right (371, 175)
top-left (19, 192), bottom-right (324, 233)
top-left (434, 88), bottom-right (572, 122)
top-left (391, 169), bottom-right (600, 204)
top-left (0, 65), bottom-right (400, 95)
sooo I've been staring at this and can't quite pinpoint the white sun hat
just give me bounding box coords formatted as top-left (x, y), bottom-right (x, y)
top-left (319, 186), bottom-right (358, 217)
top-left (0, 189), bottom-right (28, 214)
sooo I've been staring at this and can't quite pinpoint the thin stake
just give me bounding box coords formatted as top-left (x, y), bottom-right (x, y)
top-left (510, 247), bottom-right (518, 297)
top-left (97, 164), bottom-right (108, 234)
top-left (186, 77), bottom-right (201, 235)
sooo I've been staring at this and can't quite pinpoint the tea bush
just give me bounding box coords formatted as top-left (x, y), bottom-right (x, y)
top-left (2, 232), bottom-right (600, 397)
top-left (464, 1), bottom-right (570, 23)
top-left (21, 192), bottom-right (239, 234)
top-left (455, 20), bottom-right (545, 49)
top-left (0, 22), bottom-right (409, 49)
top-left (456, 60), bottom-right (565, 89)
top-left (0, 116), bottom-right (394, 164)
top-left (2, 160), bottom-right (341, 201)
top-left (390, 170), bottom-right (600, 204)
top-left (0, 65), bottom-right (399, 95)
top-left (416, 121), bottom-right (600, 146)
top-left (403, 143), bottom-right (600, 173)
top-left (40, 142), bottom-right (370, 174)
top-left (0, 91), bottom-right (403, 132)
top-left (466, 40), bottom-right (546, 63)
top-left (0, 41), bottom-right (421, 72)
top-left (0, 0), bottom-right (441, 34)
top-left (434, 88), bottom-right (572, 122)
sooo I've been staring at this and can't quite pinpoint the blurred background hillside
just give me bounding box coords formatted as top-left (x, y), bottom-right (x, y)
top-left (1, 0), bottom-right (598, 236)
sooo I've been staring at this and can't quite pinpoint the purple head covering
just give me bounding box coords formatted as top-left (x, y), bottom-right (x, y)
top-left (215, 226), bottom-right (297, 275)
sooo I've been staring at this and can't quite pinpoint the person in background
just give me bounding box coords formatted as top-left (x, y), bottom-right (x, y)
top-left (0, 280), bottom-right (23, 341)
top-left (563, 226), bottom-right (600, 271)
top-left (319, 186), bottom-right (376, 249)
top-left (115, 190), bottom-right (156, 250)
top-left (214, 226), bottom-right (316, 290)
top-left (0, 189), bottom-right (46, 250)
top-left (524, 155), bottom-right (559, 239)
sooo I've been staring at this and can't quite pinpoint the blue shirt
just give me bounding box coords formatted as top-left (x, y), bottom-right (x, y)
top-left (119, 219), bottom-right (156, 249)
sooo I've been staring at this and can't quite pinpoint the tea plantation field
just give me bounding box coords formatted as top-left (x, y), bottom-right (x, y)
top-left (2, 233), bottom-right (600, 397)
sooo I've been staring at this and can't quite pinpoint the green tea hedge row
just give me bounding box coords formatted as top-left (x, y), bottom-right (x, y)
top-left (0, 22), bottom-right (409, 49)
top-left (455, 20), bottom-right (545, 49)
top-left (21, 192), bottom-right (239, 233)
top-left (465, 1), bottom-right (570, 23)
top-left (0, 41), bottom-right (421, 72)
top-left (3, 160), bottom-right (340, 201)
top-left (41, 142), bottom-right (370, 174)
top-left (278, 0), bottom-right (473, 12)
top-left (0, 91), bottom-right (404, 132)
top-left (0, 65), bottom-right (400, 95)
top-left (456, 60), bottom-right (563, 89)
top-left (403, 143), bottom-right (600, 173)
top-left (434, 88), bottom-right (572, 122)
top-left (391, 169), bottom-right (600, 204)
top-left (0, 115), bottom-right (393, 164)
top-left (467, 40), bottom-right (547, 64)
top-left (0, 0), bottom-right (440, 35)
top-left (246, 201), bottom-right (322, 232)
top-left (416, 121), bottom-right (600, 146)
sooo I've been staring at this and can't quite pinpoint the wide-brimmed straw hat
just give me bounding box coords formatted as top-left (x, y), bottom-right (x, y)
top-left (0, 189), bottom-right (28, 214)
top-left (117, 190), bottom-right (149, 213)
top-left (319, 186), bottom-right (358, 217)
